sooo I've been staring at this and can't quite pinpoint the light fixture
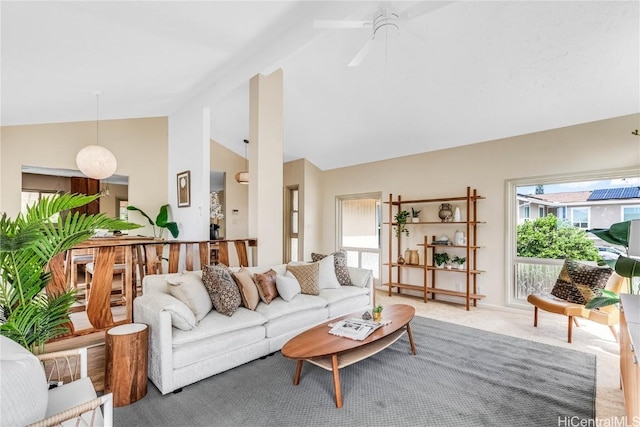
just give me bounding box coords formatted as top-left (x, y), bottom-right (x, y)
top-left (235, 139), bottom-right (249, 185)
top-left (76, 92), bottom-right (118, 180)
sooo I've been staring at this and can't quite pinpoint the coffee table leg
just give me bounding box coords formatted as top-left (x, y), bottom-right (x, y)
top-left (331, 354), bottom-right (342, 408)
top-left (293, 360), bottom-right (303, 385)
top-left (406, 323), bottom-right (417, 355)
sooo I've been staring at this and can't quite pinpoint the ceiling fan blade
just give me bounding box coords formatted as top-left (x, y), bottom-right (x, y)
top-left (399, 1), bottom-right (454, 21)
top-left (314, 19), bottom-right (372, 29)
top-left (348, 37), bottom-right (376, 67)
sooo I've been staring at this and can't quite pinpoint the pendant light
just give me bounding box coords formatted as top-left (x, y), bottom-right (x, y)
top-left (235, 139), bottom-right (249, 185)
top-left (76, 92), bottom-right (118, 180)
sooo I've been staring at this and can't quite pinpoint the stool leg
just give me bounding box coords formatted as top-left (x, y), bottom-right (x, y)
top-left (567, 316), bottom-right (573, 343)
top-left (533, 306), bottom-right (538, 327)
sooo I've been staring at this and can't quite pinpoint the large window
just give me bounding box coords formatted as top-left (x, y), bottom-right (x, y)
top-left (507, 169), bottom-right (639, 306)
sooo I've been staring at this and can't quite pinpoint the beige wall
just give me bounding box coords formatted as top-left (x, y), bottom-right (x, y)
top-left (321, 113), bottom-right (640, 308)
top-left (1, 117), bottom-right (168, 238)
top-left (210, 139), bottom-right (248, 241)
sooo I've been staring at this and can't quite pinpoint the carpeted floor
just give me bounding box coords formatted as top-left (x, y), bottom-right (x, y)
top-left (114, 316), bottom-right (595, 427)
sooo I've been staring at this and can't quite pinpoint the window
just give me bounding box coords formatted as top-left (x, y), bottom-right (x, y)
top-left (523, 206), bottom-right (530, 220)
top-left (623, 205), bottom-right (640, 221)
top-left (506, 169), bottom-right (639, 306)
top-left (570, 207), bottom-right (589, 229)
top-left (284, 186), bottom-right (299, 263)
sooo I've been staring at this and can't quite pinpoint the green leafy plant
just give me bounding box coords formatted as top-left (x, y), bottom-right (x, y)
top-left (372, 305), bottom-right (383, 314)
top-left (127, 204), bottom-right (179, 239)
top-left (394, 210), bottom-right (410, 237)
top-left (0, 193), bottom-right (139, 353)
top-left (452, 255), bottom-right (466, 266)
top-left (585, 220), bottom-right (639, 309)
top-left (411, 207), bottom-right (421, 218)
top-left (434, 252), bottom-right (450, 267)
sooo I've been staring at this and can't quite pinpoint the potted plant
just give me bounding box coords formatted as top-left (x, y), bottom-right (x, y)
top-left (127, 204), bottom-right (179, 239)
top-left (411, 207), bottom-right (421, 223)
top-left (452, 255), bottom-right (466, 270)
top-left (434, 252), bottom-right (450, 268)
top-left (372, 305), bottom-right (383, 322)
top-left (0, 193), bottom-right (139, 353)
top-left (585, 220), bottom-right (639, 309)
top-left (394, 210), bottom-right (410, 237)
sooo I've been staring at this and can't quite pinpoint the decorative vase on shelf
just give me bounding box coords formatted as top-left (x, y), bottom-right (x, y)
top-left (408, 250), bottom-right (419, 265)
top-left (404, 248), bottom-right (411, 263)
top-left (453, 207), bottom-right (461, 222)
top-left (438, 203), bottom-right (453, 222)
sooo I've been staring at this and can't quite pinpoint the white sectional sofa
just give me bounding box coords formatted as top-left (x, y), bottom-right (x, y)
top-left (133, 263), bottom-right (373, 395)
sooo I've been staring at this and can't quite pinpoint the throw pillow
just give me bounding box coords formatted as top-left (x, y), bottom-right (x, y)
top-left (152, 293), bottom-right (197, 330)
top-left (276, 272), bottom-right (302, 302)
top-left (253, 269), bottom-right (279, 304)
top-left (287, 262), bottom-right (320, 295)
top-left (312, 250), bottom-right (352, 286)
top-left (202, 264), bottom-right (242, 316)
top-left (316, 255), bottom-right (341, 289)
top-left (233, 267), bottom-right (260, 310)
top-left (166, 271), bottom-right (212, 322)
top-left (550, 259), bottom-right (612, 305)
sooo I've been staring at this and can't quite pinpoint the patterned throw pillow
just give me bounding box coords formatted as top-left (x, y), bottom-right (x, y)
top-left (311, 250), bottom-right (352, 286)
top-left (253, 269), bottom-right (279, 304)
top-left (202, 264), bottom-right (242, 316)
top-left (550, 259), bottom-right (612, 305)
top-left (287, 263), bottom-right (320, 295)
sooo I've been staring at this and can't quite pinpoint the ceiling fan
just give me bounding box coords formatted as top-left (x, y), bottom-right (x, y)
top-left (314, 2), bottom-right (452, 67)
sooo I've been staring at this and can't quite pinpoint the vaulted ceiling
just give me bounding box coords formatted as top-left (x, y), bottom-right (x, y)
top-left (2, 1), bottom-right (638, 170)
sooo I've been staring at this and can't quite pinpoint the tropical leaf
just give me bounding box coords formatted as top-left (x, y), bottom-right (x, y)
top-left (127, 204), bottom-right (179, 238)
top-left (587, 221), bottom-right (630, 248)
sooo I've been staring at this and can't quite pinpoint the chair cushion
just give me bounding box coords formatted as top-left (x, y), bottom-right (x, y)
top-left (0, 336), bottom-right (48, 426)
top-left (550, 259), bottom-right (612, 305)
top-left (46, 377), bottom-right (105, 427)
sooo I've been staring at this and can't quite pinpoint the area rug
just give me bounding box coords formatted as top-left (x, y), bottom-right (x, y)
top-left (114, 316), bottom-right (596, 427)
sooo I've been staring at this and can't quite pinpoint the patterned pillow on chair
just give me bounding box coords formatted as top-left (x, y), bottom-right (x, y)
top-left (550, 259), bottom-right (612, 305)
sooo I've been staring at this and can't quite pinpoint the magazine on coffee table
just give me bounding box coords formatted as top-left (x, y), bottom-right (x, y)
top-left (328, 318), bottom-right (391, 341)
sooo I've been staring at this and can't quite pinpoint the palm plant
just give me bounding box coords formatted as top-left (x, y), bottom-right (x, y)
top-left (126, 204), bottom-right (179, 239)
top-left (0, 193), bottom-right (139, 353)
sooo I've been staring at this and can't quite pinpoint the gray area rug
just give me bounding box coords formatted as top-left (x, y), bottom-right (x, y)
top-left (114, 316), bottom-right (596, 427)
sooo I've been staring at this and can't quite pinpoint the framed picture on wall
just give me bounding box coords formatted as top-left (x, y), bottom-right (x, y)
top-left (177, 170), bottom-right (191, 208)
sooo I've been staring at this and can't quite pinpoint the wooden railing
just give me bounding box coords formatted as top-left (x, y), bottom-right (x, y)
top-left (48, 237), bottom-right (257, 337)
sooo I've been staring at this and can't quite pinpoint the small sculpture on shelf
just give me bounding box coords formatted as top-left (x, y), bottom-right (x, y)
top-left (438, 203), bottom-right (453, 222)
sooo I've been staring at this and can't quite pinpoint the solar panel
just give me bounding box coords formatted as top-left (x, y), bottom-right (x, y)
top-left (587, 187), bottom-right (640, 201)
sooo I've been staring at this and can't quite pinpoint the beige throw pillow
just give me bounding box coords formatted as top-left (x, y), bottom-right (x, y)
top-left (233, 267), bottom-right (260, 310)
top-left (166, 271), bottom-right (212, 322)
top-left (287, 262), bottom-right (320, 295)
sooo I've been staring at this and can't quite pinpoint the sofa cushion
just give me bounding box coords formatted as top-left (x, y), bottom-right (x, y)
top-left (0, 336), bottom-right (48, 426)
top-left (172, 307), bottom-right (267, 347)
top-left (276, 272), bottom-right (301, 302)
top-left (550, 259), bottom-right (612, 305)
top-left (255, 294), bottom-right (327, 322)
top-left (152, 293), bottom-right (197, 330)
top-left (312, 250), bottom-right (353, 286)
top-left (233, 267), bottom-right (260, 310)
top-left (202, 265), bottom-right (242, 316)
top-left (319, 285), bottom-right (370, 305)
top-left (254, 269), bottom-right (279, 304)
top-left (263, 307), bottom-right (329, 338)
top-left (348, 267), bottom-right (371, 288)
top-left (166, 271), bottom-right (212, 322)
top-left (287, 263), bottom-right (320, 295)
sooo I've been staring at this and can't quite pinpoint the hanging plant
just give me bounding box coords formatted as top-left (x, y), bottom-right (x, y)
top-left (394, 210), bottom-right (410, 237)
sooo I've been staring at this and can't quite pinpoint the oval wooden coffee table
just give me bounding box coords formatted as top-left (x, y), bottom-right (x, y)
top-left (281, 304), bottom-right (416, 408)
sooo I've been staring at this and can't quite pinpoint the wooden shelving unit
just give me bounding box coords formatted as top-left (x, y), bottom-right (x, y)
top-left (384, 187), bottom-right (485, 310)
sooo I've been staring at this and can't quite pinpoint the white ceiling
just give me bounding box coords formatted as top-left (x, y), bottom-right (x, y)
top-left (2, 1), bottom-right (639, 171)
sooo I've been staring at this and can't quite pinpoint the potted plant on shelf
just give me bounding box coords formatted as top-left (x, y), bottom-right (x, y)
top-left (452, 255), bottom-right (467, 270)
top-left (434, 252), bottom-right (450, 268)
top-left (0, 193), bottom-right (139, 353)
top-left (411, 207), bottom-right (421, 223)
top-left (372, 305), bottom-right (383, 322)
top-left (394, 210), bottom-right (410, 237)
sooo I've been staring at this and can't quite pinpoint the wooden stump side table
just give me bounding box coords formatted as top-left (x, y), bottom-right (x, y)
top-left (104, 323), bottom-right (148, 407)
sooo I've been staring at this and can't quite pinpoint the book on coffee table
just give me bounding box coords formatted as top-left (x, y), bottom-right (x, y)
top-left (328, 318), bottom-right (391, 341)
